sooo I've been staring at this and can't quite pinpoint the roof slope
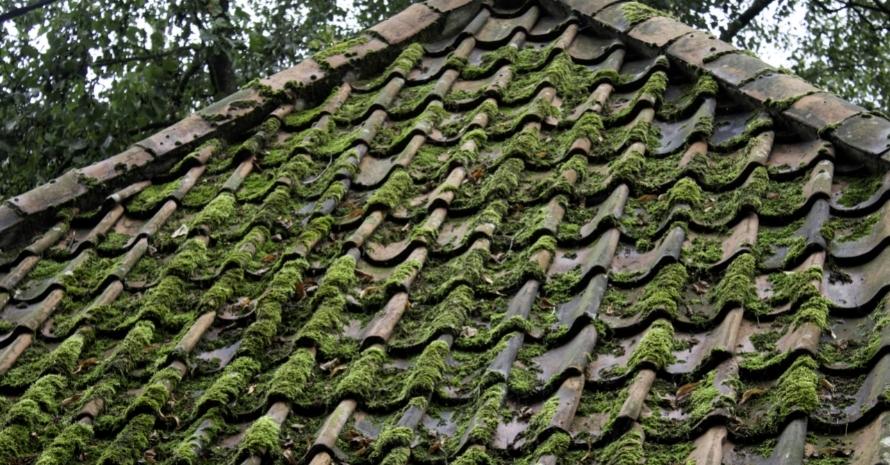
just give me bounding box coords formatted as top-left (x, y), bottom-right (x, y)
top-left (1, 1), bottom-right (889, 464)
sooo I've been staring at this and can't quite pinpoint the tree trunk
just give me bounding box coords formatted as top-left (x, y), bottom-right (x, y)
top-left (207, 0), bottom-right (237, 98)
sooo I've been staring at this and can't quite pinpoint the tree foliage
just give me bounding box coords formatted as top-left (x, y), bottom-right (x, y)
top-left (0, 0), bottom-right (885, 197)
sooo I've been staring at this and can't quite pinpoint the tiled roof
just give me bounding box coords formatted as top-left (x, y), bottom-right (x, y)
top-left (1, 1), bottom-right (889, 464)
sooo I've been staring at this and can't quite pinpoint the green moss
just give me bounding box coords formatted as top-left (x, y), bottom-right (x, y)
top-left (791, 295), bottom-right (831, 330)
top-left (452, 445), bottom-right (495, 465)
top-left (399, 339), bottom-right (449, 400)
top-left (97, 231), bottom-right (130, 252)
top-left (525, 395), bottom-right (559, 442)
top-left (668, 177), bottom-right (704, 206)
top-left (3, 374), bottom-right (65, 427)
top-left (238, 415), bottom-right (280, 458)
top-left (609, 71), bottom-right (668, 121)
top-left (771, 356), bottom-right (820, 423)
top-left (313, 35), bottom-right (369, 67)
top-left (240, 298), bottom-right (291, 356)
top-left (125, 365), bottom-right (183, 417)
top-left (392, 285), bottom-right (473, 349)
top-left (821, 212), bottom-right (879, 242)
top-left (334, 346), bottom-right (385, 401)
top-left (167, 237), bottom-right (209, 278)
top-left (461, 384), bottom-right (505, 447)
top-left (544, 266), bottom-right (583, 303)
top-left (191, 191), bottom-right (236, 231)
top-left (34, 422), bottom-right (93, 465)
top-left (28, 258), bottom-right (66, 281)
top-left (660, 74), bottom-right (719, 120)
top-left (767, 266), bottom-right (822, 306)
top-left (837, 174), bottom-right (883, 207)
top-left (195, 357), bottom-right (260, 413)
top-left (519, 431), bottom-right (570, 465)
top-left (97, 414), bottom-right (154, 465)
top-left (372, 426), bottom-right (413, 459)
top-left (609, 148), bottom-right (645, 180)
top-left (603, 263), bottom-right (688, 319)
top-left (709, 253), bottom-right (768, 315)
top-left (597, 428), bottom-right (644, 465)
top-left (502, 52), bottom-right (602, 108)
top-left (621, 1), bottom-right (671, 24)
top-left (558, 112), bottom-right (604, 153)
top-left (127, 179), bottom-right (178, 214)
top-left (267, 348), bottom-right (315, 405)
top-left (462, 42), bottom-right (556, 80)
top-left (83, 321), bottom-right (154, 383)
top-left (2, 331), bottom-right (85, 388)
top-left (683, 235), bottom-right (723, 267)
top-left (199, 268), bottom-right (241, 311)
top-left (169, 409), bottom-right (225, 465)
top-left (367, 169), bottom-right (414, 210)
top-left (626, 319), bottom-right (676, 372)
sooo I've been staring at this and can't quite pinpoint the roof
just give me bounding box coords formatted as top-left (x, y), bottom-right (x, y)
top-left (0, 0), bottom-right (889, 464)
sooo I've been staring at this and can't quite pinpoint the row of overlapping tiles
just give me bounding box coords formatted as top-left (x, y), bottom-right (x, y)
top-left (0, 3), bottom-right (888, 465)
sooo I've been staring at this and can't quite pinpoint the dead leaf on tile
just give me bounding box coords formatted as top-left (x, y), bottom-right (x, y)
top-left (804, 443), bottom-right (817, 457)
top-left (820, 378), bottom-right (835, 392)
top-left (171, 224), bottom-right (189, 238)
top-left (675, 381), bottom-right (700, 402)
top-left (740, 387), bottom-right (766, 405)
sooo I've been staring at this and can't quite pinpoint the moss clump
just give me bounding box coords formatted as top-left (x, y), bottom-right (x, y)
top-left (462, 384), bottom-right (505, 446)
top-left (399, 339), bottom-right (449, 399)
top-left (195, 357), bottom-right (260, 413)
top-left (821, 212), bottom-right (879, 243)
top-left (313, 35), bottom-right (369, 67)
top-left (597, 428), bottom-right (644, 465)
top-left (85, 321), bottom-right (154, 383)
top-left (609, 71), bottom-right (668, 121)
top-left (769, 356), bottom-right (820, 425)
top-left (667, 177), bottom-right (704, 206)
top-left (371, 426), bottom-right (413, 459)
top-left (558, 112), bottom-right (604, 153)
top-left (502, 52), bottom-right (601, 108)
top-left (660, 74), bottom-right (719, 120)
top-left (367, 169), bottom-right (414, 210)
top-left (299, 255), bottom-right (356, 348)
top-left (544, 266), bottom-right (583, 303)
top-left (683, 235), bottom-right (723, 267)
top-left (519, 431), bottom-right (570, 465)
top-left (238, 416), bottom-right (281, 458)
top-left (240, 258), bottom-right (309, 357)
top-left (2, 374), bottom-right (65, 428)
top-left (96, 414), bottom-right (155, 465)
top-left (169, 409), bottom-right (225, 465)
top-left (836, 174), bottom-right (883, 207)
top-left (791, 295), bottom-right (831, 329)
top-left (125, 365), bottom-right (183, 418)
top-left (709, 253), bottom-right (767, 315)
top-left (127, 179), bottom-right (179, 214)
top-left (621, 1), bottom-right (670, 24)
top-left (452, 445), bottom-right (495, 465)
top-left (191, 192), bottom-right (236, 231)
top-left (167, 237), bottom-right (209, 278)
top-left (267, 348), bottom-right (315, 405)
top-left (754, 219), bottom-right (807, 266)
top-left (2, 331), bottom-right (85, 388)
top-left (627, 319), bottom-right (677, 372)
top-left (392, 285), bottom-right (474, 349)
top-left (603, 263), bottom-right (687, 319)
top-left (199, 268), bottom-right (241, 312)
top-left (334, 346), bottom-right (385, 401)
top-left (34, 422), bottom-right (93, 465)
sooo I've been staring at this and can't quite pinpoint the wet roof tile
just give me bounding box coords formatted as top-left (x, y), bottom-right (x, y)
top-left (1, 1), bottom-right (890, 465)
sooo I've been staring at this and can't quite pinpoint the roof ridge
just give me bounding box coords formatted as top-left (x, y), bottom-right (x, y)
top-left (548, 0), bottom-right (890, 166)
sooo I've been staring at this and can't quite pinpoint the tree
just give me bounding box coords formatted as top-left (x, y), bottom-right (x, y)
top-left (648, 0), bottom-right (889, 112)
top-left (0, 0), bottom-right (886, 198)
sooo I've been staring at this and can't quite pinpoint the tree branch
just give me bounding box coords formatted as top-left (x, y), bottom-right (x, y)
top-left (0, 0), bottom-right (59, 23)
top-left (721, 0), bottom-right (780, 41)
